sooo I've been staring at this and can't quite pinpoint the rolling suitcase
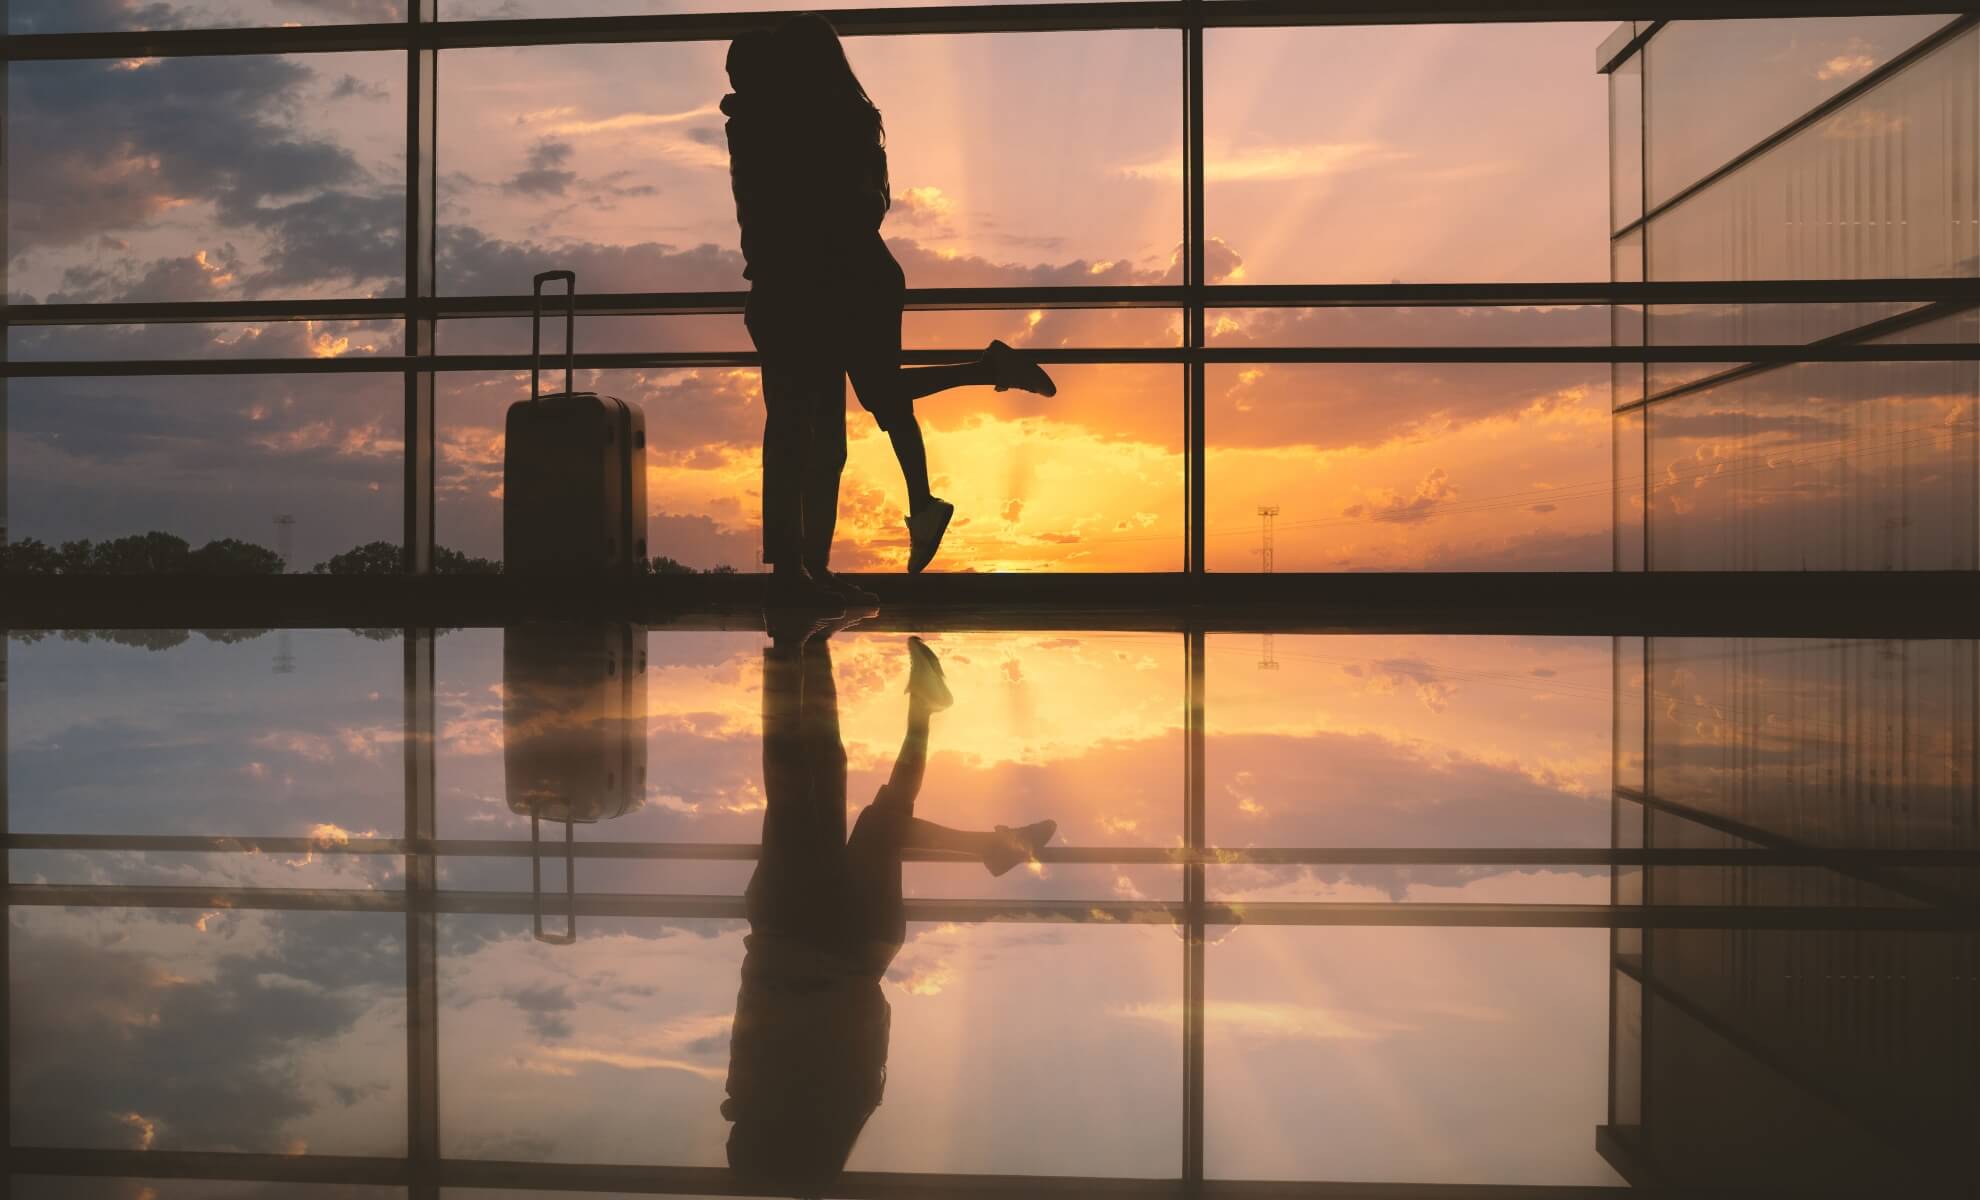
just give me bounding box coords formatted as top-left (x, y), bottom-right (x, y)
top-left (504, 620), bottom-right (650, 944)
top-left (503, 270), bottom-right (649, 575)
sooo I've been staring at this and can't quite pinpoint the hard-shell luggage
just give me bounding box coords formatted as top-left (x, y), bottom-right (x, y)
top-left (503, 270), bottom-right (648, 575)
top-left (503, 621), bottom-right (650, 943)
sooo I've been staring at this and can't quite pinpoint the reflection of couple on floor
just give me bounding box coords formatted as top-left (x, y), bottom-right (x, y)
top-left (724, 15), bottom-right (1058, 608)
top-left (721, 616), bottom-right (1057, 1196)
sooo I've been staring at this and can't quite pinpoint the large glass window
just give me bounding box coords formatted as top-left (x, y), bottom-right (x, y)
top-left (5, 12), bottom-right (1975, 582)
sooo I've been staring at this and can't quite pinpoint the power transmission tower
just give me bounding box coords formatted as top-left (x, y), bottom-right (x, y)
top-left (1257, 506), bottom-right (1280, 669)
top-left (273, 515), bottom-right (297, 675)
top-left (273, 514), bottom-right (296, 573)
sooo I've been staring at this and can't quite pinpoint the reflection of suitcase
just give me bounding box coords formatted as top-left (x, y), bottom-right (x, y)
top-left (503, 621), bottom-right (649, 943)
top-left (503, 270), bottom-right (648, 575)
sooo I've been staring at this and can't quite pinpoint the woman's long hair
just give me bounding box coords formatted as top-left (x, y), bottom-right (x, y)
top-left (776, 12), bottom-right (890, 213)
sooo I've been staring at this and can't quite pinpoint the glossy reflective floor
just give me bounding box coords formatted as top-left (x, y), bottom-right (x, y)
top-left (2, 623), bottom-right (1974, 1198)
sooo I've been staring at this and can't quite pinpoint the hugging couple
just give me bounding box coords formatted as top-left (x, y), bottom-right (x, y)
top-left (724, 14), bottom-right (1058, 608)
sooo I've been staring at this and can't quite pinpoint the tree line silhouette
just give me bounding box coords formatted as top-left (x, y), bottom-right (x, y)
top-left (1, 533), bottom-right (738, 577)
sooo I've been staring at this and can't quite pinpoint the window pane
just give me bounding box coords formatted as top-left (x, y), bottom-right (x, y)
top-left (1209, 306), bottom-right (1607, 348)
top-left (1646, 23), bottom-right (1979, 282)
top-left (905, 308), bottom-right (1180, 351)
top-left (11, 321), bottom-right (402, 362)
top-left (438, 315), bottom-right (749, 357)
top-left (1611, 967), bottom-right (1643, 1128)
top-left (10, 907), bottom-right (407, 1155)
top-left (7, 54), bottom-right (406, 303)
top-left (439, 365), bottom-right (1182, 573)
top-left (1614, 407), bottom-right (1646, 571)
top-left (8, 1), bottom-right (403, 32)
top-left (1643, 15), bottom-right (1959, 210)
top-left (1610, 49), bottom-right (1644, 231)
top-left (7, 628), bottom-right (404, 853)
top-left (437, 915), bottom-right (1180, 1176)
top-left (13, 1183), bottom-right (402, 1200)
top-left (436, 310), bottom-right (1176, 356)
top-left (1207, 363), bottom-right (1612, 571)
top-left (447, 0), bottom-right (1137, 12)
top-left (1205, 633), bottom-right (1613, 858)
top-left (1614, 636), bottom-right (1646, 792)
top-left (1205, 24), bottom-right (1609, 284)
top-left (437, 33), bottom-right (1179, 298)
top-left (1645, 638), bottom-right (1978, 852)
top-left (1644, 360), bottom-right (1979, 570)
top-left (1206, 927), bottom-right (1620, 1186)
top-left (1612, 228), bottom-right (1644, 409)
top-left (6, 375), bottom-right (402, 574)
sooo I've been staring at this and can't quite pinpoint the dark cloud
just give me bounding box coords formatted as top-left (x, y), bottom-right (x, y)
top-left (10, 911), bottom-right (402, 1153)
top-left (8, 0), bottom-right (183, 33)
top-left (438, 226), bottom-right (749, 295)
top-left (507, 982), bottom-right (577, 1040)
top-left (330, 73), bottom-right (393, 101)
top-left (9, 45), bottom-right (404, 302)
top-left (505, 139), bottom-right (579, 198)
top-left (277, 0), bottom-right (406, 18)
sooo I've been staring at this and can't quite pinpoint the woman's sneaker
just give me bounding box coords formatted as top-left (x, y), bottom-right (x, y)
top-left (905, 498), bottom-right (955, 574)
top-left (984, 819), bottom-right (1058, 877)
top-left (985, 339), bottom-right (1057, 397)
top-left (906, 636), bottom-right (954, 711)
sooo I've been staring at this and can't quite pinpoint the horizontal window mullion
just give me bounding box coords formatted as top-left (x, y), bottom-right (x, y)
top-left (9, 343), bottom-right (1980, 378)
top-left (12, 279), bottom-right (1975, 328)
top-left (8, 1), bottom-right (1971, 59)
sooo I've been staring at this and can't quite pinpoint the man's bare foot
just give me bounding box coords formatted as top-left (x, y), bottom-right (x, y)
top-left (984, 819), bottom-right (1058, 877)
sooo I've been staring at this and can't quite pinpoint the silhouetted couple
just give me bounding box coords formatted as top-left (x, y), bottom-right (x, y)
top-left (725, 15), bottom-right (1058, 608)
top-left (722, 617), bottom-right (1056, 1195)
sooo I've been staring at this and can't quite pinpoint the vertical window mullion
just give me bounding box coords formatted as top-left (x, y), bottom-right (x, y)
top-left (1185, 7), bottom-right (1206, 579)
top-left (405, 4), bottom-right (439, 576)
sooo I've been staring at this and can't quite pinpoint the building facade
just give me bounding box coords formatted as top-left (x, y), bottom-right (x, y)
top-left (1607, 17), bottom-right (1980, 570)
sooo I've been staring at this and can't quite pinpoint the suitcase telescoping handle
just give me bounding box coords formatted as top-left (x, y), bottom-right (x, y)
top-left (530, 812), bottom-right (577, 945)
top-left (531, 269), bottom-right (577, 401)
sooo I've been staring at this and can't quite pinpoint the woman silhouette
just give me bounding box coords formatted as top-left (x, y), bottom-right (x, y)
top-left (725, 15), bottom-right (1057, 606)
